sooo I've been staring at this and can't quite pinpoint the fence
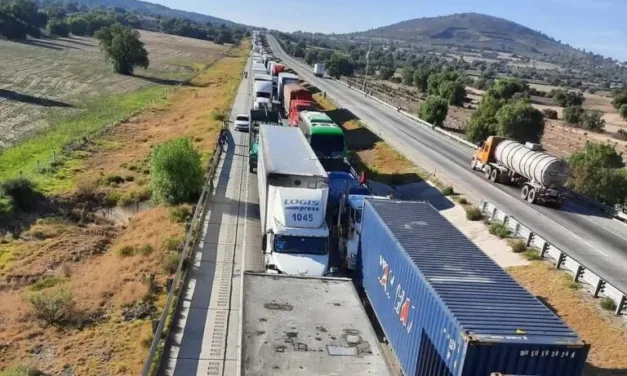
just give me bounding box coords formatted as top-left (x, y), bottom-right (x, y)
top-left (480, 200), bottom-right (627, 315)
top-left (140, 123), bottom-right (229, 376)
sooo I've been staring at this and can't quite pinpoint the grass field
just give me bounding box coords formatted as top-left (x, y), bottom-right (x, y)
top-left (0, 30), bottom-right (229, 149)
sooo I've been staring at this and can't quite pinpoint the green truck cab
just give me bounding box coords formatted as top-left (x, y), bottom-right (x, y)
top-left (248, 108), bottom-right (281, 173)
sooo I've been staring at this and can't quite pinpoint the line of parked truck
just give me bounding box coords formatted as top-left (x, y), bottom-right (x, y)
top-left (238, 32), bottom-right (590, 376)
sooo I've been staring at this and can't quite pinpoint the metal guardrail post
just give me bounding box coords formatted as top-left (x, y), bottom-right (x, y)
top-left (574, 265), bottom-right (585, 282)
top-left (540, 242), bottom-right (549, 258)
top-left (513, 222), bottom-right (520, 237)
top-left (491, 207), bottom-right (498, 220)
top-left (594, 280), bottom-right (606, 298)
top-left (525, 232), bottom-right (534, 247)
top-left (555, 252), bottom-right (566, 269)
top-left (616, 296), bottom-right (626, 315)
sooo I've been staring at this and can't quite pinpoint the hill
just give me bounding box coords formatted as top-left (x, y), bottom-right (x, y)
top-left (352, 13), bottom-right (582, 56)
top-left (66, 0), bottom-right (239, 26)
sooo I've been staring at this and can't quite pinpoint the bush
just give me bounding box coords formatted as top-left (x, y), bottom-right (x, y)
top-left (457, 197), bottom-right (468, 205)
top-left (441, 186), bottom-right (455, 196)
top-left (523, 249), bottom-right (542, 261)
top-left (29, 276), bottom-right (67, 292)
top-left (0, 365), bottom-right (44, 376)
top-left (542, 109), bottom-right (558, 120)
top-left (418, 96), bottom-right (449, 126)
top-left (163, 252), bottom-right (180, 274)
top-left (600, 297), bottom-right (617, 311)
top-left (150, 138), bottom-right (204, 204)
top-left (0, 194), bottom-right (16, 219)
top-left (619, 104), bottom-right (627, 121)
top-left (580, 110), bottom-right (605, 132)
top-left (563, 106), bottom-right (584, 124)
top-left (489, 222), bottom-right (511, 238)
top-left (465, 206), bottom-right (483, 221)
top-left (27, 287), bottom-right (75, 326)
top-left (139, 244), bottom-right (154, 256)
top-left (104, 174), bottom-right (124, 185)
top-left (124, 174), bottom-right (135, 182)
top-left (509, 239), bottom-right (527, 253)
top-left (117, 245), bottom-right (136, 257)
top-left (169, 205), bottom-right (192, 223)
top-left (568, 281), bottom-right (582, 290)
top-left (0, 178), bottom-right (39, 211)
top-left (117, 187), bottom-right (151, 206)
top-left (211, 111), bottom-right (226, 122)
top-left (47, 19), bottom-right (70, 37)
top-left (163, 235), bottom-right (184, 252)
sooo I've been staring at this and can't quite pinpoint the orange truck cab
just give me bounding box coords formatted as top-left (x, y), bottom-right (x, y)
top-left (472, 136), bottom-right (504, 166)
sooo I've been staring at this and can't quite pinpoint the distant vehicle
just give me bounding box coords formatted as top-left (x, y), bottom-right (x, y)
top-left (253, 73), bottom-right (273, 109)
top-left (277, 72), bottom-right (299, 103)
top-left (288, 99), bottom-right (317, 127)
top-left (257, 125), bottom-right (330, 276)
top-left (234, 114), bottom-right (249, 131)
top-left (297, 111), bottom-right (346, 159)
top-left (313, 63), bottom-right (325, 77)
top-left (240, 273), bottom-right (391, 375)
top-left (471, 136), bottom-right (569, 206)
top-left (283, 84), bottom-right (313, 117)
top-left (248, 108), bottom-right (281, 173)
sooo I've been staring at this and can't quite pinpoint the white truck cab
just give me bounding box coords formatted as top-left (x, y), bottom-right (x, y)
top-left (265, 187), bottom-right (329, 276)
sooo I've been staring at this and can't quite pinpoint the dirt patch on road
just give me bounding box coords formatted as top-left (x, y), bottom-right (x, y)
top-left (508, 262), bottom-right (627, 374)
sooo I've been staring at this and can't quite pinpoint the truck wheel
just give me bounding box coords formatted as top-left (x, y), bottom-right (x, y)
top-left (484, 166), bottom-right (492, 180)
top-left (521, 185), bottom-right (530, 200)
top-left (249, 165), bottom-right (254, 173)
top-left (527, 188), bottom-right (537, 204)
top-left (489, 169), bottom-right (499, 183)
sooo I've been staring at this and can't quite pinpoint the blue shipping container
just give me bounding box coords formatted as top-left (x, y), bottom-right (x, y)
top-left (357, 199), bottom-right (590, 376)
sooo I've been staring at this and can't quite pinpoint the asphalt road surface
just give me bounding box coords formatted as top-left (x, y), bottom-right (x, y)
top-left (267, 35), bottom-right (627, 296)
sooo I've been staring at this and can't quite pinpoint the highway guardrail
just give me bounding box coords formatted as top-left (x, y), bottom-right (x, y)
top-left (480, 199), bottom-right (626, 315)
top-left (141, 123), bottom-right (229, 376)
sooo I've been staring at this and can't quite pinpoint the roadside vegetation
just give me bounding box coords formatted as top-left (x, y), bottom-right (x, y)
top-left (0, 36), bottom-right (248, 374)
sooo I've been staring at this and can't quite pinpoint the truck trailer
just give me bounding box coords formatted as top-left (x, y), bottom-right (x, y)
top-left (471, 136), bottom-right (569, 206)
top-left (277, 72), bottom-right (299, 103)
top-left (248, 108), bottom-right (281, 173)
top-left (283, 84), bottom-right (313, 117)
top-left (241, 273), bottom-right (391, 375)
top-left (356, 199), bottom-right (590, 376)
top-left (313, 63), bottom-right (325, 77)
top-left (257, 125), bottom-right (330, 276)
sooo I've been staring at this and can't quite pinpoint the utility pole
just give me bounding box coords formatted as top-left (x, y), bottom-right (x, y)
top-left (363, 40), bottom-right (372, 92)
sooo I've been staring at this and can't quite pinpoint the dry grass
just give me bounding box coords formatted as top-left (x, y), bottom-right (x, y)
top-left (0, 31), bottom-right (229, 148)
top-left (508, 262), bottom-right (627, 374)
top-left (313, 93), bottom-right (422, 185)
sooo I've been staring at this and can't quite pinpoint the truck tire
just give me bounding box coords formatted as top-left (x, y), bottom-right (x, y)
top-left (484, 166), bottom-right (492, 180)
top-left (490, 169), bottom-right (499, 183)
top-left (527, 188), bottom-right (537, 204)
top-left (249, 164), bottom-right (254, 173)
top-left (521, 185), bottom-right (530, 200)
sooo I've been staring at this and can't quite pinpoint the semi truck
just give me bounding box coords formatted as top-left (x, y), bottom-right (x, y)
top-left (298, 111), bottom-right (347, 159)
top-left (253, 73), bottom-right (273, 110)
top-left (356, 199), bottom-right (590, 376)
top-left (283, 83), bottom-right (313, 117)
top-left (277, 72), bottom-right (299, 103)
top-left (248, 108), bottom-right (281, 173)
top-left (288, 99), bottom-right (317, 127)
top-left (241, 272), bottom-right (391, 375)
top-left (257, 125), bottom-right (330, 276)
top-left (471, 136), bottom-right (569, 206)
top-left (313, 63), bottom-right (325, 77)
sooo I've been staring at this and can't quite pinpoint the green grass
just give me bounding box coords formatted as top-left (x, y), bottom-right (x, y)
top-left (28, 275), bottom-right (68, 292)
top-left (0, 85), bottom-right (169, 193)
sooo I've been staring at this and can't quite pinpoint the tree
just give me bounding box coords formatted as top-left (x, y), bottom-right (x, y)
top-left (325, 53), bottom-right (354, 78)
top-left (418, 96), bottom-right (448, 127)
top-left (552, 89), bottom-right (584, 107)
top-left (579, 110), bottom-right (605, 132)
top-left (563, 106), bottom-right (584, 124)
top-left (487, 78), bottom-right (529, 101)
top-left (413, 67), bottom-right (430, 92)
top-left (95, 24), bottom-right (149, 75)
top-left (401, 66), bottom-right (414, 85)
top-left (542, 109), bottom-right (558, 120)
top-left (215, 28), bottom-right (233, 44)
top-left (150, 138), bottom-right (204, 204)
top-left (293, 45), bottom-right (305, 58)
top-left (466, 95), bottom-right (503, 143)
top-left (439, 80), bottom-right (466, 106)
top-left (304, 49), bottom-right (318, 65)
top-left (46, 18), bottom-right (69, 37)
top-left (495, 101), bottom-right (545, 143)
top-left (378, 66), bottom-right (395, 80)
top-left (619, 104), bottom-right (627, 120)
top-left (612, 91), bottom-right (627, 111)
top-left (568, 142), bottom-right (627, 205)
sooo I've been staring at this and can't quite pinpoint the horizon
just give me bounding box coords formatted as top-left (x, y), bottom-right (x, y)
top-left (152, 0), bottom-right (627, 61)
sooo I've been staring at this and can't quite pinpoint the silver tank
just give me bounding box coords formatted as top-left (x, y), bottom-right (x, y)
top-left (494, 140), bottom-right (569, 188)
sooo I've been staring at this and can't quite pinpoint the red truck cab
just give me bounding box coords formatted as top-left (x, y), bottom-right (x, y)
top-left (288, 100), bottom-right (317, 127)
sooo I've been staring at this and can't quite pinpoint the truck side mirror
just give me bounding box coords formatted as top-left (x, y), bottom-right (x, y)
top-left (261, 234), bottom-right (267, 252)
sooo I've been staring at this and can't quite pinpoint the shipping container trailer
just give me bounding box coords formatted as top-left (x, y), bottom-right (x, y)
top-left (241, 272), bottom-right (391, 375)
top-left (283, 84), bottom-right (313, 117)
top-left (357, 199), bottom-right (590, 376)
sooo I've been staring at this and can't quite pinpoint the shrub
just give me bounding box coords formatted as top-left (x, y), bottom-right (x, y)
top-left (563, 105), bottom-right (584, 124)
top-left (150, 138), bottom-right (204, 204)
top-left (600, 297), bottom-right (617, 311)
top-left (489, 222), bottom-right (511, 238)
top-left (163, 252), bottom-right (180, 274)
top-left (118, 187), bottom-right (151, 206)
top-left (568, 281), bottom-right (582, 290)
top-left (27, 287), bottom-right (75, 326)
top-left (104, 174), bottom-right (124, 185)
top-left (0, 194), bottom-right (16, 219)
top-left (441, 186), bottom-right (455, 196)
top-left (418, 96), bottom-right (448, 127)
top-left (211, 111), bottom-right (226, 122)
top-left (0, 365), bottom-right (44, 376)
top-left (619, 104), bottom-right (627, 120)
top-left (465, 206), bottom-right (483, 221)
top-left (29, 276), bottom-right (67, 292)
top-left (117, 245), bottom-right (136, 257)
top-left (523, 249), bottom-right (542, 261)
top-left (509, 239), bottom-right (527, 253)
top-left (0, 178), bottom-right (39, 211)
top-left (163, 235), bottom-right (184, 252)
top-left (169, 205), bottom-right (192, 223)
top-left (124, 174), bottom-right (135, 182)
top-left (542, 109), bottom-right (558, 120)
top-left (457, 197), bottom-right (468, 205)
top-left (139, 244), bottom-right (154, 256)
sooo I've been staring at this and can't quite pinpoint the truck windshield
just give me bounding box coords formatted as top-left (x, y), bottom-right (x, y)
top-left (311, 135), bottom-right (345, 158)
top-left (256, 92), bottom-right (271, 99)
top-left (274, 235), bottom-right (328, 255)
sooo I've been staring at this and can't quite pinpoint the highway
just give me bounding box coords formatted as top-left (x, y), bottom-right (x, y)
top-left (267, 35), bottom-right (627, 296)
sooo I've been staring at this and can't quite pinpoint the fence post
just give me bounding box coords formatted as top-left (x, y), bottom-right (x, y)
top-left (502, 215), bottom-right (509, 226)
top-left (526, 232), bottom-right (534, 247)
top-left (481, 201), bottom-right (488, 212)
top-left (574, 265), bottom-right (585, 282)
top-left (491, 207), bottom-right (498, 220)
top-left (513, 222), bottom-right (520, 237)
top-left (540, 242), bottom-right (549, 258)
top-left (555, 252), bottom-right (566, 269)
top-left (594, 280), bottom-right (606, 298)
top-left (615, 295), bottom-right (626, 315)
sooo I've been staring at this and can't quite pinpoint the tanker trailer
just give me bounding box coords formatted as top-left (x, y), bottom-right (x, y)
top-left (471, 136), bottom-right (569, 206)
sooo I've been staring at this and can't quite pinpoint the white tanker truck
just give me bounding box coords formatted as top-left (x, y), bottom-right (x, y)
top-left (470, 136), bottom-right (569, 206)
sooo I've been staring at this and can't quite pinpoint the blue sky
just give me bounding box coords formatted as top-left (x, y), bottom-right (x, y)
top-left (154, 0), bottom-right (627, 60)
